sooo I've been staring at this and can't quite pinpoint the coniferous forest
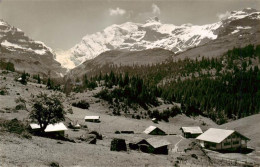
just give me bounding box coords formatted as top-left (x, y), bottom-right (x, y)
top-left (71, 45), bottom-right (260, 124)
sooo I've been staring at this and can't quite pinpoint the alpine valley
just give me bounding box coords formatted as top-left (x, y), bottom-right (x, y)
top-left (1, 7), bottom-right (260, 167)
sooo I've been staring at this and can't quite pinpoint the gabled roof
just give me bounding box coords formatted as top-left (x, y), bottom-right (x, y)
top-left (139, 137), bottom-right (171, 148)
top-left (144, 126), bottom-right (161, 134)
top-left (30, 122), bottom-right (68, 132)
top-left (181, 126), bottom-right (203, 134)
top-left (196, 128), bottom-right (249, 143)
top-left (84, 116), bottom-right (100, 120)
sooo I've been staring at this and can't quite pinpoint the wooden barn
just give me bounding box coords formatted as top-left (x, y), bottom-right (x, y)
top-left (196, 128), bottom-right (250, 151)
top-left (137, 137), bottom-right (171, 154)
top-left (181, 126), bottom-right (203, 138)
top-left (143, 126), bottom-right (166, 135)
top-left (84, 116), bottom-right (100, 123)
top-left (30, 122), bottom-right (68, 137)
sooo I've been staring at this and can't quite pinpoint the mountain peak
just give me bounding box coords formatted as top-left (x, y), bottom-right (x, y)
top-left (0, 18), bottom-right (66, 77)
top-left (145, 16), bottom-right (160, 23)
top-left (242, 8), bottom-right (258, 14)
top-left (66, 8), bottom-right (260, 69)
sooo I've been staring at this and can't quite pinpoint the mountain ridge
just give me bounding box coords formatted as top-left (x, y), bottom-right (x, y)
top-left (0, 19), bottom-right (66, 78)
top-left (58, 8), bottom-right (260, 69)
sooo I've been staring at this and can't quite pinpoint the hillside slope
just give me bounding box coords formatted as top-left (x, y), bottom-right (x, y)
top-left (67, 48), bottom-right (175, 79)
top-left (220, 114), bottom-right (260, 148)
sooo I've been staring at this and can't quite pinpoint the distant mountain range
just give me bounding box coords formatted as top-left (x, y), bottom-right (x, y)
top-left (0, 19), bottom-right (66, 77)
top-left (0, 8), bottom-right (259, 78)
top-left (60, 8), bottom-right (260, 69)
top-left (66, 8), bottom-right (260, 78)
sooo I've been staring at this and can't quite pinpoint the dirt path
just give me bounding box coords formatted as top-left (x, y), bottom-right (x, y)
top-left (172, 135), bottom-right (184, 153)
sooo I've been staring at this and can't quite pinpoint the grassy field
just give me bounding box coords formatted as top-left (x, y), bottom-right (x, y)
top-left (0, 70), bottom-right (259, 166)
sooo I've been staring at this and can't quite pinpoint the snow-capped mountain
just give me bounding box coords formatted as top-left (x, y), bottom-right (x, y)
top-left (0, 19), bottom-right (66, 77)
top-left (61, 8), bottom-right (260, 69)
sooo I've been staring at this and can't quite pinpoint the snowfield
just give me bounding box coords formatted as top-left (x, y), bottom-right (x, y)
top-left (58, 8), bottom-right (260, 69)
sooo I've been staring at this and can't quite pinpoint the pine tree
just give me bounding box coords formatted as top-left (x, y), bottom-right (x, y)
top-left (20, 71), bottom-right (27, 85)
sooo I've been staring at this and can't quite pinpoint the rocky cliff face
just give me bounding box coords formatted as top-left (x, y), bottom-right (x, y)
top-left (0, 19), bottom-right (66, 78)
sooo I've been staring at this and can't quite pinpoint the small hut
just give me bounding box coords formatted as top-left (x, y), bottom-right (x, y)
top-left (181, 126), bottom-right (203, 138)
top-left (143, 126), bottom-right (166, 135)
top-left (137, 137), bottom-right (171, 154)
top-left (84, 116), bottom-right (100, 123)
top-left (152, 118), bottom-right (158, 123)
top-left (30, 122), bottom-right (68, 137)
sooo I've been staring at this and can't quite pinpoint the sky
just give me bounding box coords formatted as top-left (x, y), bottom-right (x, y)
top-left (0, 0), bottom-right (259, 50)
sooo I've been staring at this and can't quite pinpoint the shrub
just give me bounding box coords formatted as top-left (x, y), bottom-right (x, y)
top-left (15, 104), bottom-right (26, 110)
top-left (110, 138), bottom-right (127, 152)
top-left (72, 100), bottom-right (90, 109)
top-left (20, 71), bottom-right (28, 85)
top-left (0, 87), bottom-right (8, 95)
top-left (0, 61), bottom-right (15, 72)
top-left (0, 118), bottom-right (31, 139)
top-left (89, 131), bottom-right (102, 140)
top-left (0, 90), bottom-right (6, 95)
top-left (94, 89), bottom-right (113, 104)
top-left (136, 115), bottom-right (141, 119)
top-left (115, 130), bottom-right (120, 134)
top-left (49, 162), bottom-right (60, 167)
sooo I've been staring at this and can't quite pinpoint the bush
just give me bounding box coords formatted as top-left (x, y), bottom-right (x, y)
top-left (2, 119), bottom-right (25, 134)
top-left (72, 100), bottom-right (90, 109)
top-left (0, 87), bottom-right (8, 95)
top-left (94, 89), bottom-right (113, 104)
top-left (0, 118), bottom-right (31, 139)
top-left (110, 138), bottom-right (127, 152)
top-left (89, 131), bottom-right (102, 140)
top-left (0, 61), bottom-right (15, 72)
top-left (115, 130), bottom-right (120, 134)
top-left (0, 90), bottom-right (6, 95)
top-left (20, 72), bottom-right (28, 85)
top-left (136, 115), bottom-right (141, 119)
top-left (15, 104), bottom-right (26, 110)
top-left (49, 162), bottom-right (60, 167)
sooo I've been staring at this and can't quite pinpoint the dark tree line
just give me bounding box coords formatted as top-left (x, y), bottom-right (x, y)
top-left (72, 44), bottom-right (260, 124)
top-left (94, 71), bottom-right (161, 110)
top-left (0, 60), bottom-right (15, 72)
top-left (161, 45), bottom-right (260, 124)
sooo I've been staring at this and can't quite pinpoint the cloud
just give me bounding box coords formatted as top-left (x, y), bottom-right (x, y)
top-left (109, 7), bottom-right (126, 16)
top-left (152, 3), bottom-right (160, 15)
top-left (217, 11), bottom-right (231, 20)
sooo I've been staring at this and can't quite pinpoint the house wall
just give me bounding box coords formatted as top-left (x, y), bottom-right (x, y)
top-left (219, 133), bottom-right (247, 150)
top-left (137, 140), bottom-right (168, 154)
top-left (202, 133), bottom-right (247, 151)
top-left (150, 128), bottom-right (166, 135)
top-left (137, 141), bottom-right (155, 153)
top-left (183, 132), bottom-right (200, 138)
top-left (154, 146), bottom-right (168, 155)
top-left (85, 119), bottom-right (100, 123)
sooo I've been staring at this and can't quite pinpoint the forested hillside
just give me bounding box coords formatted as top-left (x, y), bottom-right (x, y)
top-left (71, 45), bottom-right (260, 124)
